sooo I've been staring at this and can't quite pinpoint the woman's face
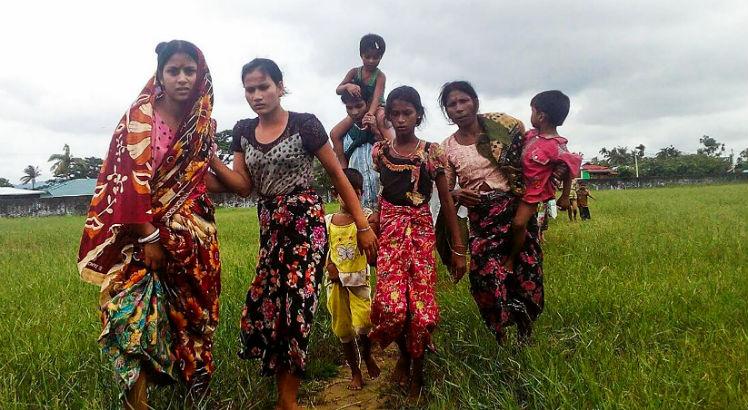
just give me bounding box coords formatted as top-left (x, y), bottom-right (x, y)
top-left (387, 99), bottom-right (419, 137)
top-left (444, 90), bottom-right (478, 128)
top-left (243, 69), bottom-right (283, 115)
top-left (160, 52), bottom-right (198, 104)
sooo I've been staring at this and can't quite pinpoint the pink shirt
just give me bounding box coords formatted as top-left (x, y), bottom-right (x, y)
top-left (442, 133), bottom-right (509, 192)
top-left (151, 111), bottom-right (176, 173)
top-left (521, 129), bottom-right (581, 204)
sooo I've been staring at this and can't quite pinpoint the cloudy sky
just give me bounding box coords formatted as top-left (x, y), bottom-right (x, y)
top-left (2, 0), bottom-right (747, 183)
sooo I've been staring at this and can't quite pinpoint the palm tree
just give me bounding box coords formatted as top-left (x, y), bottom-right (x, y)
top-left (20, 165), bottom-right (42, 189)
top-left (48, 144), bottom-right (72, 179)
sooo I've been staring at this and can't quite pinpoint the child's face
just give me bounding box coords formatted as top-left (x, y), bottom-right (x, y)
top-left (360, 50), bottom-right (383, 71)
top-left (345, 99), bottom-right (369, 123)
top-left (334, 189), bottom-right (362, 209)
top-left (387, 99), bottom-right (419, 137)
top-left (530, 105), bottom-right (548, 129)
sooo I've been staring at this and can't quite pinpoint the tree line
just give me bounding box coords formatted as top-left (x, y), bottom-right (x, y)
top-left (587, 136), bottom-right (747, 178)
top-left (1, 144), bottom-right (104, 189)
top-left (4, 135), bottom-right (745, 191)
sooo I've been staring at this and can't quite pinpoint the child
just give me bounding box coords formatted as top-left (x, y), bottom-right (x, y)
top-left (369, 86), bottom-right (467, 399)
top-left (336, 34), bottom-right (394, 141)
top-left (325, 168), bottom-right (381, 390)
top-left (576, 182), bottom-right (595, 219)
top-left (330, 82), bottom-right (381, 208)
top-left (505, 90), bottom-right (582, 272)
top-left (567, 179), bottom-right (579, 221)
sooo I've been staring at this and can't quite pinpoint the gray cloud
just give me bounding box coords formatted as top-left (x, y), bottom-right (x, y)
top-left (1, 0), bottom-right (747, 182)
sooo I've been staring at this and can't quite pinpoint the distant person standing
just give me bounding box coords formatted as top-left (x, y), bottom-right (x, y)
top-left (567, 180), bottom-right (578, 221)
top-left (577, 182), bottom-right (595, 220)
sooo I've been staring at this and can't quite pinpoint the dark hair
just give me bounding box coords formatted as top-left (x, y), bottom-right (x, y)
top-left (438, 81), bottom-right (480, 118)
top-left (360, 34), bottom-right (386, 56)
top-left (241, 58), bottom-right (284, 85)
top-left (385, 86), bottom-right (425, 126)
top-left (342, 168), bottom-right (364, 192)
top-left (340, 78), bottom-right (372, 105)
top-left (531, 90), bottom-right (570, 126)
top-left (155, 40), bottom-right (200, 81)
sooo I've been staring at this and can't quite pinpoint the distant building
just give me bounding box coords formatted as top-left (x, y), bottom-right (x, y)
top-left (0, 187), bottom-right (45, 200)
top-left (41, 178), bottom-right (97, 198)
top-left (581, 163), bottom-right (617, 179)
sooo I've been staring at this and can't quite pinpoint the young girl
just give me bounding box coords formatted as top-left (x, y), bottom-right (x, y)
top-left (330, 82), bottom-right (382, 208)
top-left (336, 33), bottom-right (394, 141)
top-left (506, 90), bottom-right (581, 272)
top-left (209, 58), bottom-right (377, 410)
top-left (369, 86), bottom-right (467, 399)
top-left (325, 168), bottom-right (380, 390)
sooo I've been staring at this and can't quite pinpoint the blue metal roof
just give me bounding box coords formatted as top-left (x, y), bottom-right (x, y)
top-left (43, 178), bottom-right (97, 198)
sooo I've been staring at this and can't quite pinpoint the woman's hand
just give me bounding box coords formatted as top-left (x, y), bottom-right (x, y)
top-left (557, 194), bottom-right (570, 210)
top-left (452, 188), bottom-right (481, 207)
top-left (356, 229), bottom-right (378, 263)
top-left (450, 244), bottom-right (468, 283)
top-left (143, 242), bottom-right (167, 271)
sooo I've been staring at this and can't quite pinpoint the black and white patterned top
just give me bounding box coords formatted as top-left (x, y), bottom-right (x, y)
top-left (230, 112), bottom-right (329, 197)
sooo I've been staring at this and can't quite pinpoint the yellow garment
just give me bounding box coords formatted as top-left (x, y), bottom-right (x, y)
top-left (326, 282), bottom-right (372, 342)
top-left (325, 211), bottom-right (373, 342)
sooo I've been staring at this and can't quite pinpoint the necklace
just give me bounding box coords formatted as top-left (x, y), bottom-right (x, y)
top-left (391, 139), bottom-right (421, 158)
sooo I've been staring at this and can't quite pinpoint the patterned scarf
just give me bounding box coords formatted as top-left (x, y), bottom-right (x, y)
top-left (475, 112), bottom-right (526, 196)
top-left (78, 46), bottom-right (215, 287)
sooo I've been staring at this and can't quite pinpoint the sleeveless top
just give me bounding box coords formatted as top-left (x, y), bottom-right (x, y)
top-left (355, 67), bottom-right (385, 106)
top-left (326, 209), bottom-right (372, 288)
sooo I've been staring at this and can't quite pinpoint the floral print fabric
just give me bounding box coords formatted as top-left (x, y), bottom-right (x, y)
top-left (468, 192), bottom-right (544, 341)
top-left (369, 199), bottom-right (439, 358)
top-left (239, 190), bottom-right (328, 376)
top-left (99, 192), bottom-right (222, 396)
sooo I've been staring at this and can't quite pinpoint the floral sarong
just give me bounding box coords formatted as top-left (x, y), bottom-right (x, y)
top-left (370, 199), bottom-right (439, 358)
top-left (468, 191), bottom-right (543, 341)
top-left (239, 190), bottom-right (327, 376)
top-left (77, 44), bottom-right (220, 395)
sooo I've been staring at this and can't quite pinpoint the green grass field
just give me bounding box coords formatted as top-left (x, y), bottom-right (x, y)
top-left (0, 184), bottom-right (746, 409)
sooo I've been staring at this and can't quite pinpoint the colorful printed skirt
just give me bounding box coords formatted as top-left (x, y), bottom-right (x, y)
top-left (467, 191), bottom-right (544, 341)
top-left (99, 193), bottom-right (221, 396)
top-left (239, 189), bottom-right (327, 376)
top-left (370, 199), bottom-right (439, 358)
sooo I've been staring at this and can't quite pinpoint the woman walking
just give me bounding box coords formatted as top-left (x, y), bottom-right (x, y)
top-left (78, 40), bottom-right (222, 409)
top-left (210, 58), bottom-right (376, 410)
top-left (439, 81), bottom-right (543, 344)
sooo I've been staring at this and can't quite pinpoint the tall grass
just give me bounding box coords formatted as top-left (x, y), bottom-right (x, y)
top-left (0, 184), bottom-right (745, 409)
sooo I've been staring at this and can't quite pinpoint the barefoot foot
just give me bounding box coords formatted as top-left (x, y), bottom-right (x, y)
top-left (364, 356), bottom-right (381, 379)
top-left (348, 369), bottom-right (364, 391)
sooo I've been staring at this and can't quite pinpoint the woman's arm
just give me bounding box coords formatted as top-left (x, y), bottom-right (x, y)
top-left (209, 152), bottom-right (253, 197)
top-left (435, 172), bottom-right (467, 282)
top-left (205, 171), bottom-right (228, 193)
top-left (316, 144), bottom-right (378, 259)
top-left (330, 118), bottom-right (351, 167)
top-left (368, 71), bottom-right (386, 116)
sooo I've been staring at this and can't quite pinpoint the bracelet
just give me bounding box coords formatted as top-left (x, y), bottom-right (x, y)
top-left (137, 229), bottom-right (160, 244)
top-left (450, 244), bottom-right (467, 257)
top-left (357, 225), bottom-right (372, 233)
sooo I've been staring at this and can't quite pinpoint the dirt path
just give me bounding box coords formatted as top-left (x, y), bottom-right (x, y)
top-left (305, 346), bottom-right (400, 410)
